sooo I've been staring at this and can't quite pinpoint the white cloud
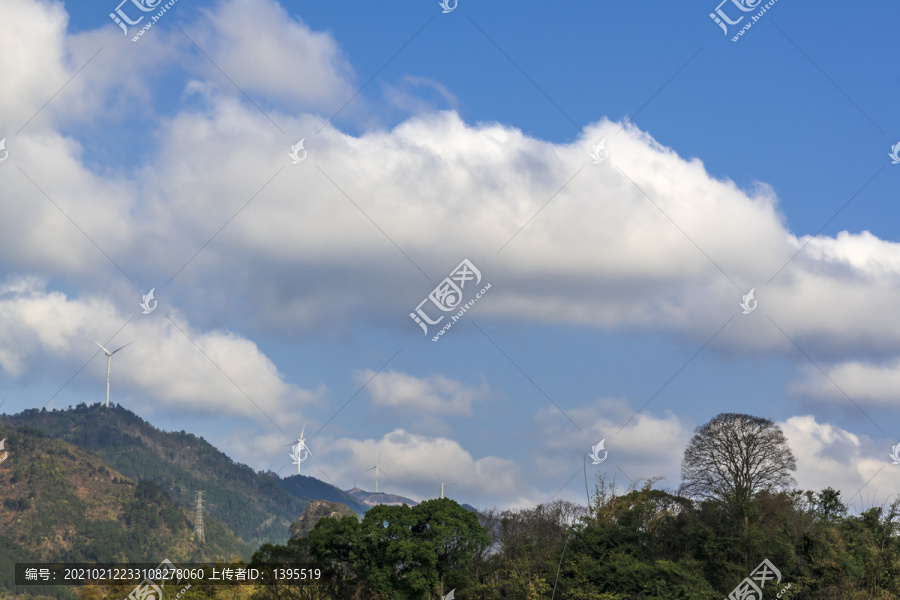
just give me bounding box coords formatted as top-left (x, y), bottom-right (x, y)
top-left (533, 397), bottom-right (692, 490)
top-left (789, 358), bottom-right (900, 407)
top-left (0, 277), bottom-right (323, 420)
top-left (100, 103), bottom-right (900, 363)
top-left (4, 0), bottom-right (900, 366)
top-left (801, 230), bottom-right (900, 280)
top-left (780, 415), bottom-right (895, 510)
top-left (356, 369), bottom-right (489, 415)
top-left (0, 0), bottom-right (182, 131)
top-left (0, 0), bottom-right (74, 129)
top-left (193, 0), bottom-right (354, 109)
top-left (0, 131), bottom-right (138, 277)
top-left (382, 75), bottom-right (460, 116)
top-left (324, 428), bottom-right (521, 505)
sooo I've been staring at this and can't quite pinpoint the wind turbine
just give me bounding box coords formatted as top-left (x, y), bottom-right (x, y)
top-left (366, 450), bottom-right (390, 494)
top-left (436, 471), bottom-right (456, 499)
top-left (290, 424), bottom-right (314, 474)
top-left (95, 341), bottom-right (134, 408)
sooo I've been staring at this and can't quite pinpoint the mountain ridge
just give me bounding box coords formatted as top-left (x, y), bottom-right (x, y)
top-left (1, 404), bottom-right (353, 547)
top-left (0, 422), bottom-right (251, 596)
top-left (346, 486), bottom-right (419, 507)
top-left (280, 474), bottom-right (369, 514)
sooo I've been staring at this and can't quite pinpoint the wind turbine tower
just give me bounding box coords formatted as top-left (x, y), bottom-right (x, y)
top-left (436, 472), bottom-right (457, 499)
top-left (195, 491), bottom-right (205, 543)
top-left (95, 341), bottom-right (133, 407)
top-left (366, 450), bottom-right (390, 494)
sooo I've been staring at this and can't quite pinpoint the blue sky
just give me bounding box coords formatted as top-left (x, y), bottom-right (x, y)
top-left (1, 0), bottom-right (898, 511)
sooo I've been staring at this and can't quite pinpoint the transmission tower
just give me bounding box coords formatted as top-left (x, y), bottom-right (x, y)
top-left (195, 491), bottom-right (205, 543)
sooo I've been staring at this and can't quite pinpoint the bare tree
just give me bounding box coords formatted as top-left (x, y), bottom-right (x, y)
top-left (680, 413), bottom-right (796, 504)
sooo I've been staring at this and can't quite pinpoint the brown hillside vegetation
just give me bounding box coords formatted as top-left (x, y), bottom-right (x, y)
top-left (0, 422), bottom-right (252, 597)
top-left (289, 500), bottom-right (358, 539)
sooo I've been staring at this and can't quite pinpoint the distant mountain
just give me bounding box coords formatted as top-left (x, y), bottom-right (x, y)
top-left (281, 475), bottom-right (369, 515)
top-left (347, 486), bottom-right (419, 507)
top-left (289, 500), bottom-right (358, 539)
top-left (346, 488), bottom-right (480, 512)
top-left (2, 404), bottom-right (358, 548)
top-left (0, 423), bottom-right (251, 597)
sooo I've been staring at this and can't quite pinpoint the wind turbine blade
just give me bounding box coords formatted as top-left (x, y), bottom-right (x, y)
top-left (95, 341), bottom-right (111, 355)
top-left (366, 466), bottom-right (376, 472)
top-left (377, 449), bottom-right (382, 464)
top-left (110, 341), bottom-right (135, 355)
top-left (380, 469), bottom-right (390, 479)
top-left (436, 471), bottom-right (442, 483)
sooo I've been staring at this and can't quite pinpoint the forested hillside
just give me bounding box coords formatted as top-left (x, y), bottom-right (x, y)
top-left (0, 423), bottom-right (252, 598)
top-left (3, 404), bottom-right (312, 548)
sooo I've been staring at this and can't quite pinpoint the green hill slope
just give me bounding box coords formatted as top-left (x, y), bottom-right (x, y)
top-left (3, 404), bottom-right (314, 548)
top-left (0, 423), bottom-right (251, 597)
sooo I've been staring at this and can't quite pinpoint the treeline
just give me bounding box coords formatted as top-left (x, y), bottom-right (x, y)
top-left (241, 480), bottom-right (900, 600)
top-left (68, 483), bottom-right (900, 599)
top-left (241, 413), bottom-right (900, 599)
top-left (63, 411), bottom-right (900, 599)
